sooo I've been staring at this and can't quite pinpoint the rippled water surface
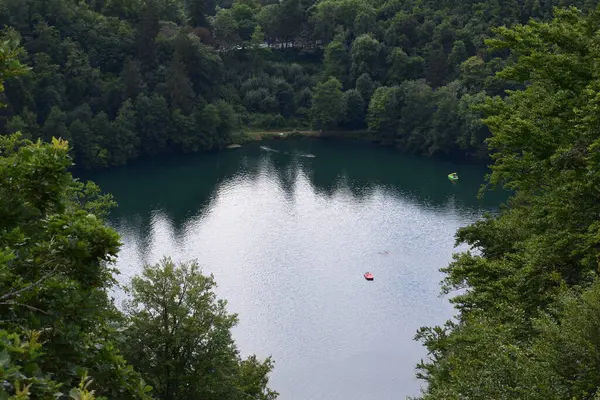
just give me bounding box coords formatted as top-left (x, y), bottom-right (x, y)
top-left (83, 139), bottom-right (504, 400)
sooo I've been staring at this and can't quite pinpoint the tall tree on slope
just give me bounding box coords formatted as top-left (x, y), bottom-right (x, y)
top-left (416, 7), bottom-right (600, 399)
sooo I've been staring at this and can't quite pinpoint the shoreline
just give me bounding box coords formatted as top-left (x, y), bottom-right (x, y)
top-left (230, 129), bottom-right (377, 146)
top-left (229, 129), bottom-right (489, 166)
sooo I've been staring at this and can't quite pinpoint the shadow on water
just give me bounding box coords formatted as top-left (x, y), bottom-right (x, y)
top-left (79, 138), bottom-right (506, 247)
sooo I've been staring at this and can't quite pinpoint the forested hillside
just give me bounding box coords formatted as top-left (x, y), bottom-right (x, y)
top-left (0, 0), bottom-right (595, 168)
top-left (416, 8), bottom-right (600, 399)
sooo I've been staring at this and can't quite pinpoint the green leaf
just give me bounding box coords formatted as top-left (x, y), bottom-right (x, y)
top-left (0, 350), bottom-right (10, 368)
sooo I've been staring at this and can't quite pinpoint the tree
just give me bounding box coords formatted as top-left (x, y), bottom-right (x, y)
top-left (251, 24), bottom-right (266, 47)
top-left (29, 21), bottom-right (62, 61)
top-left (0, 135), bottom-right (151, 399)
top-left (187, 0), bottom-right (215, 28)
top-left (173, 33), bottom-right (224, 101)
top-left (2, 0), bottom-right (592, 170)
top-left (353, 8), bottom-right (376, 35)
top-left (387, 48), bottom-right (409, 85)
top-left (459, 56), bottom-right (488, 93)
top-left (0, 34), bottom-right (28, 90)
top-left (62, 40), bottom-right (99, 108)
top-left (323, 41), bottom-right (348, 85)
top-left (427, 81), bottom-right (461, 156)
top-left (7, 107), bottom-right (39, 139)
top-left (103, 0), bottom-right (142, 20)
top-left (424, 46), bottom-right (449, 88)
top-left (91, 111), bottom-right (113, 163)
top-left (249, 25), bottom-right (271, 68)
top-left (197, 103), bottom-right (221, 149)
top-left (351, 34), bottom-right (382, 80)
top-left (384, 11), bottom-right (417, 49)
top-left (122, 258), bottom-right (278, 400)
top-left (171, 108), bottom-right (199, 152)
top-left (121, 57), bottom-right (145, 100)
top-left (355, 73), bottom-right (375, 101)
top-left (273, 78), bottom-right (295, 117)
top-left (66, 103), bottom-right (109, 169)
top-left (231, 1), bottom-right (258, 42)
top-left (0, 33), bottom-right (275, 400)
top-left (295, 87), bottom-right (312, 109)
top-left (406, 56), bottom-right (425, 80)
top-left (164, 52), bottom-right (196, 113)
top-left (310, 76), bottom-right (344, 130)
top-left (216, 100), bottom-right (237, 147)
top-left (341, 89), bottom-right (365, 129)
top-left (70, 117), bottom-right (107, 169)
top-left (256, 5), bottom-right (279, 43)
top-left (275, 0), bottom-right (303, 44)
top-left (109, 99), bottom-right (140, 165)
top-left (136, 0), bottom-right (161, 67)
top-left (417, 8), bottom-right (600, 399)
top-left (42, 106), bottom-right (70, 142)
top-left (396, 79), bottom-right (434, 152)
top-left (456, 92), bottom-right (489, 160)
top-left (135, 93), bottom-right (172, 156)
top-left (367, 85), bottom-right (402, 145)
top-left (214, 8), bottom-right (241, 49)
top-left (311, 0), bottom-right (369, 43)
top-left (448, 40), bottom-right (468, 71)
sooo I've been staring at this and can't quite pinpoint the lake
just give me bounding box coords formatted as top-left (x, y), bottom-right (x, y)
top-left (83, 139), bottom-right (504, 400)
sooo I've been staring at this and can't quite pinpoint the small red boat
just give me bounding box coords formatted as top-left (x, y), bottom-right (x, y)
top-left (364, 272), bottom-right (374, 281)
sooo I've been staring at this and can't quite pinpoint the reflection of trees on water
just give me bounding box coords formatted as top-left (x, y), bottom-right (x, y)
top-left (258, 140), bottom-right (506, 211)
top-left (257, 152), bottom-right (299, 204)
top-left (303, 140), bottom-right (505, 210)
top-left (84, 140), bottom-right (506, 259)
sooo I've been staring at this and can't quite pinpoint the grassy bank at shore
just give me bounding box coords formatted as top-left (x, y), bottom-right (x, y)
top-left (231, 129), bottom-right (377, 146)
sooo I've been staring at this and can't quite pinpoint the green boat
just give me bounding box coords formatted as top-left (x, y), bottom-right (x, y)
top-left (448, 172), bottom-right (459, 181)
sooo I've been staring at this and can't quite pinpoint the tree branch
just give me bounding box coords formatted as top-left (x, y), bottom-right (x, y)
top-left (0, 265), bottom-right (60, 301)
top-left (0, 301), bottom-right (48, 314)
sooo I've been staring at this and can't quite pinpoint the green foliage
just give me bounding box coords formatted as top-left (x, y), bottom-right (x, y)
top-left (0, 36), bottom-right (28, 94)
top-left (188, 0), bottom-right (215, 28)
top-left (341, 89), bottom-right (366, 129)
top-left (0, 330), bottom-right (62, 399)
top-left (417, 7), bottom-right (600, 399)
top-left (0, 134), bottom-right (151, 399)
top-left (386, 48), bottom-right (409, 85)
top-left (0, 330), bottom-right (112, 400)
top-left (6, 3), bottom-right (600, 399)
top-left (0, 13), bottom-right (276, 400)
top-left (350, 34), bottom-right (382, 81)
top-left (367, 85), bottom-right (402, 145)
top-left (310, 76), bottom-right (344, 130)
top-left (214, 8), bottom-right (242, 49)
top-left (122, 258), bottom-right (278, 400)
top-left (251, 25), bottom-right (266, 47)
top-left (0, 123), bottom-right (276, 400)
top-left (0, 1), bottom-right (236, 169)
top-left (355, 73), bottom-right (376, 101)
top-left (0, 130), bottom-right (277, 399)
top-left (2, 0), bottom-right (589, 163)
top-left (323, 41), bottom-right (348, 86)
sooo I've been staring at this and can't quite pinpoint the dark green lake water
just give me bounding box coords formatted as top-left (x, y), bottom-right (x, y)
top-left (83, 139), bottom-right (504, 400)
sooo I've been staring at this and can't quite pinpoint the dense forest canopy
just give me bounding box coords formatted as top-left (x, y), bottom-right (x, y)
top-left (0, 0), bottom-right (595, 168)
top-left (416, 7), bottom-right (600, 399)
